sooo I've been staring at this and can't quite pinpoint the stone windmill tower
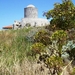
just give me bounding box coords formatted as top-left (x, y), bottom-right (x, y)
top-left (24, 4), bottom-right (38, 18)
top-left (3, 4), bottom-right (49, 30)
top-left (13, 4), bottom-right (49, 29)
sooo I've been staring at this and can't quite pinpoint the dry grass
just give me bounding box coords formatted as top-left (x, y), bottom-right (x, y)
top-left (0, 58), bottom-right (50, 75)
top-left (0, 28), bottom-right (50, 75)
top-left (0, 28), bottom-right (75, 75)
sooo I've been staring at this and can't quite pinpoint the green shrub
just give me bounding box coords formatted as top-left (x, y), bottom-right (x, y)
top-left (45, 55), bottom-right (64, 75)
top-left (51, 30), bottom-right (67, 42)
top-left (31, 42), bottom-right (46, 56)
top-left (71, 67), bottom-right (75, 75)
top-left (34, 30), bottom-right (52, 45)
top-left (51, 30), bottom-right (67, 57)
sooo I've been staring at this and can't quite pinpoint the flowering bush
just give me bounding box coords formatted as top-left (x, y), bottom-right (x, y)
top-left (34, 30), bottom-right (51, 45)
top-left (51, 30), bottom-right (67, 42)
top-left (51, 30), bottom-right (67, 57)
top-left (45, 55), bottom-right (63, 75)
top-left (31, 42), bottom-right (46, 56)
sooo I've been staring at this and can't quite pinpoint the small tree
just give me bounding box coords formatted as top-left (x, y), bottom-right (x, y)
top-left (45, 0), bottom-right (75, 30)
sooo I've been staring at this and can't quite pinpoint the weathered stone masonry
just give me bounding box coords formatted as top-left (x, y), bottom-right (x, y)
top-left (13, 4), bottom-right (49, 29)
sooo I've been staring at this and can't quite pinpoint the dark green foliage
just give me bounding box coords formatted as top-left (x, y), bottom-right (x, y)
top-left (67, 48), bottom-right (75, 60)
top-left (46, 0), bottom-right (75, 30)
top-left (39, 54), bottom-right (50, 62)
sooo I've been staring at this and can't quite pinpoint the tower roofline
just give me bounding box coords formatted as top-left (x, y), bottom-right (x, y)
top-left (26, 4), bottom-right (35, 8)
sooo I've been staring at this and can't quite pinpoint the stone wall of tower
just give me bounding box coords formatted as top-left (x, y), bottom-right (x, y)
top-left (21, 18), bottom-right (49, 27)
top-left (12, 5), bottom-right (49, 30)
top-left (24, 7), bottom-right (38, 18)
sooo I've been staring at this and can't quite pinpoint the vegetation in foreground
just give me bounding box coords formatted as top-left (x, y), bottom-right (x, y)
top-left (0, 26), bottom-right (75, 75)
top-left (1, 0), bottom-right (75, 75)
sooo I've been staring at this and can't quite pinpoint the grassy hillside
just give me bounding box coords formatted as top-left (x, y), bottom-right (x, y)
top-left (0, 27), bottom-right (51, 75)
top-left (0, 26), bottom-right (75, 75)
top-left (0, 27), bottom-right (33, 74)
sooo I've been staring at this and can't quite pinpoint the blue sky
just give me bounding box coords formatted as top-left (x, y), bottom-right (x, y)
top-left (0, 0), bottom-right (75, 29)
